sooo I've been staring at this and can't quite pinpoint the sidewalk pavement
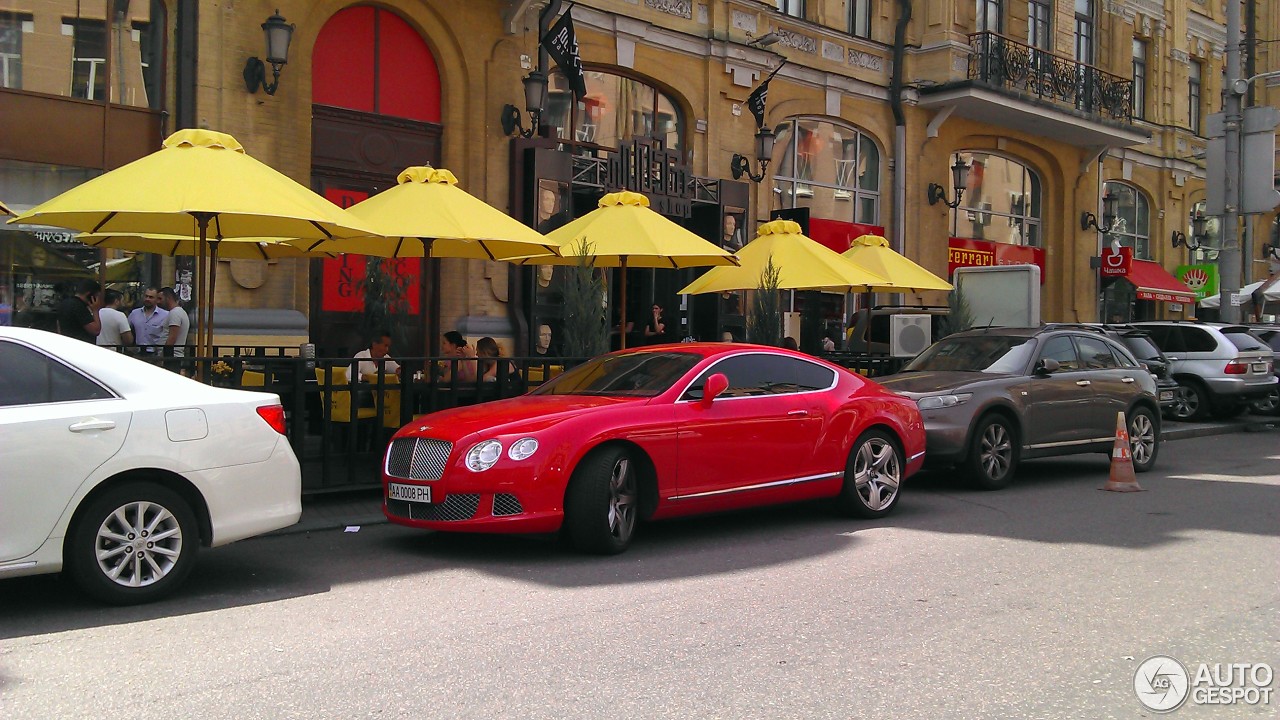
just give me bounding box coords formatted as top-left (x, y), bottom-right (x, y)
top-left (276, 415), bottom-right (1279, 538)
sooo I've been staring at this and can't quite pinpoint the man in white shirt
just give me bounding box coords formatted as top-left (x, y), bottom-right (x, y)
top-left (159, 286), bottom-right (190, 359)
top-left (127, 286), bottom-right (168, 354)
top-left (96, 290), bottom-right (134, 348)
top-left (351, 332), bottom-right (400, 381)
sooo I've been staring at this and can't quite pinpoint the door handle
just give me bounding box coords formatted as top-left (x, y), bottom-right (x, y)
top-left (1121, 377), bottom-right (1135, 383)
top-left (787, 409), bottom-right (809, 416)
top-left (1075, 380), bottom-right (1091, 387)
top-left (69, 418), bottom-right (116, 432)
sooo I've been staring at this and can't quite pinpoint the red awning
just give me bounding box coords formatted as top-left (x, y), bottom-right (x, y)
top-left (1125, 260), bottom-right (1197, 304)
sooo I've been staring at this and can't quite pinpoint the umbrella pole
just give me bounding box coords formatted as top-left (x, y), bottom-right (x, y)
top-left (620, 257), bottom-right (628, 350)
top-left (207, 238), bottom-right (220, 362)
top-left (195, 220), bottom-right (207, 373)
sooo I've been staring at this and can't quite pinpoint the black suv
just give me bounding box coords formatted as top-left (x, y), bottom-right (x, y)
top-left (1089, 325), bottom-right (1179, 415)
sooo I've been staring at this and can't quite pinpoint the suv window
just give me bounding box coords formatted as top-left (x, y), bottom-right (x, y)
top-left (1073, 336), bottom-right (1120, 369)
top-left (1118, 334), bottom-right (1162, 361)
top-left (1255, 330), bottom-right (1280, 351)
top-left (684, 354), bottom-right (836, 400)
top-left (1039, 336), bottom-right (1080, 370)
top-left (0, 341), bottom-right (113, 406)
top-left (1221, 329), bottom-right (1268, 352)
top-left (1142, 325), bottom-right (1178, 352)
top-left (1180, 327), bottom-right (1217, 352)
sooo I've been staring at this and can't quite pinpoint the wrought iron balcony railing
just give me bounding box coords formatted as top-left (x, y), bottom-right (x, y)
top-left (967, 32), bottom-right (1133, 123)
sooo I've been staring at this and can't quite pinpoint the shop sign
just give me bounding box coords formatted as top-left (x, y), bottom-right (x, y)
top-left (947, 237), bottom-right (1046, 283)
top-left (1175, 264), bottom-right (1218, 300)
top-left (1100, 246), bottom-right (1133, 277)
top-left (602, 139), bottom-right (690, 217)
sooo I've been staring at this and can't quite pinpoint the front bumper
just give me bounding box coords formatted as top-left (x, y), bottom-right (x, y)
top-left (916, 410), bottom-right (975, 466)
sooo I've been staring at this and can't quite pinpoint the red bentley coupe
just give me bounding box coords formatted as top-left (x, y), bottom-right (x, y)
top-left (382, 343), bottom-right (925, 554)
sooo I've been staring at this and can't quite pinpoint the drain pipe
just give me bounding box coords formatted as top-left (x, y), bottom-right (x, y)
top-left (889, 0), bottom-right (913, 303)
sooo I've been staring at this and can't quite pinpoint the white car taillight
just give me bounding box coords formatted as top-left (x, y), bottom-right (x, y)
top-left (256, 404), bottom-right (287, 435)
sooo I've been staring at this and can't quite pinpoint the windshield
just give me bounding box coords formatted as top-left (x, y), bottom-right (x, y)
top-left (1120, 335), bottom-right (1162, 360)
top-left (531, 351), bottom-right (701, 397)
top-left (903, 335), bottom-right (1036, 374)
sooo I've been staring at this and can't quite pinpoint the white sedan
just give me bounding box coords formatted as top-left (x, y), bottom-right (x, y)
top-left (0, 327), bottom-right (301, 604)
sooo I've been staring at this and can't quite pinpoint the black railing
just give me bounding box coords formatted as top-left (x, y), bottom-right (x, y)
top-left (968, 31), bottom-right (1133, 122)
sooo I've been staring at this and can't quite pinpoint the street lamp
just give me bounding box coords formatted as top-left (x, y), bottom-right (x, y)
top-left (500, 71), bottom-right (548, 138)
top-left (242, 10), bottom-right (295, 96)
top-left (1172, 210), bottom-right (1210, 251)
top-left (730, 126), bottom-right (777, 182)
top-left (927, 154), bottom-right (970, 208)
top-left (1081, 191), bottom-right (1120, 233)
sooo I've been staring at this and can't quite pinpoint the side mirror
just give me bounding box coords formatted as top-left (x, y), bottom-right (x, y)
top-left (701, 373), bottom-right (729, 407)
top-left (1034, 358), bottom-right (1061, 375)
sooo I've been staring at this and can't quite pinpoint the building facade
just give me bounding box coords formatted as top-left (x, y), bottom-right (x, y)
top-left (2, 0), bottom-right (1277, 351)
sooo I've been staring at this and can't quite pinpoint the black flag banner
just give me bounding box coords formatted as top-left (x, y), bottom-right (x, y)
top-left (541, 10), bottom-right (587, 99)
top-left (745, 61), bottom-right (786, 129)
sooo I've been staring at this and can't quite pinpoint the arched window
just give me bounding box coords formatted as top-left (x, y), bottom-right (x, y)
top-left (772, 118), bottom-right (881, 224)
top-left (313, 6), bottom-right (441, 123)
top-left (953, 152), bottom-right (1042, 246)
top-left (542, 70), bottom-right (684, 154)
top-left (1102, 181), bottom-right (1151, 259)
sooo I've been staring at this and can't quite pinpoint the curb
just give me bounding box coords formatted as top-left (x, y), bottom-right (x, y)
top-left (1161, 417), bottom-right (1278, 442)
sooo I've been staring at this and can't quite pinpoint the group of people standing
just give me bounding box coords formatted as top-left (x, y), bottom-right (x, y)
top-left (55, 279), bottom-right (190, 361)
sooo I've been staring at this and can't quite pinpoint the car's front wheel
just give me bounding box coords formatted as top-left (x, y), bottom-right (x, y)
top-left (564, 447), bottom-right (638, 555)
top-left (966, 414), bottom-right (1019, 490)
top-left (837, 429), bottom-right (903, 518)
top-left (66, 482), bottom-right (199, 605)
top-left (1128, 407), bottom-right (1160, 473)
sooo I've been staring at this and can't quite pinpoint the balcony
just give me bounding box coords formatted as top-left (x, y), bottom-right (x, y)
top-left (917, 32), bottom-right (1151, 149)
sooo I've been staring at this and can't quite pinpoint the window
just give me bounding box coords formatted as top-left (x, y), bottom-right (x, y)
top-left (684, 354), bottom-right (836, 400)
top-left (772, 118), bottom-right (881, 225)
top-left (978, 0), bottom-right (1002, 33)
top-left (1039, 336), bottom-right (1081, 371)
top-left (953, 152), bottom-right (1042, 246)
top-left (850, 0), bottom-right (872, 39)
top-left (1103, 182), bottom-right (1151, 259)
top-left (1074, 0), bottom-right (1095, 64)
top-left (1188, 61), bottom-right (1202, 134)
top-left (543, 70), bottom-right (685, 155)
top-left (0, 11), bottom-right (28, 89)
top-left (776, 0), bottom-right (805, 19)
top-left (1028, 1), bottom-right (1051, 50)
top-left (66, 18), bottom-right (107, 100)
top-left (1073, 336), bottom-right (1120, 369)
top-left (0, 342), bottom-right (113, 406)
top-left (1132, 39), bottom-right (1147, 120)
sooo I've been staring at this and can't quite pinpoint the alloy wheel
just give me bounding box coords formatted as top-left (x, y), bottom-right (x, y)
top-left (979, 423), bottom-right (1012, 480)
top-left (854, 437), bottom-right (901, 511)
top-left (94, 500), bottom-right (184, 588)
top-left (606, 457), bottom-right (637, 544)
top-left (1129, 413), bottom-right (1157, 466)
top-left (1170, 385), bottom-right (1199, 420)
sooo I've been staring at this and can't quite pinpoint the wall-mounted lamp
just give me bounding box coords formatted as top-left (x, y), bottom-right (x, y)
top-left (746, 31), bottom-right (782, 49)
top-left (1080, 191), bottom-right (1120, 233)
top-left (927, 154), bottom-right (970, 208)
top-left (242, 10), bottom-right (295, 96)
top-left (500, 70), bottom-right (548, 138)
top-left (1171, 211), bottom-right (1209, 251)
top-left (1264, 242), bottom-right (1280, 261)
top-left (730, 126), bottom-right (776, 183)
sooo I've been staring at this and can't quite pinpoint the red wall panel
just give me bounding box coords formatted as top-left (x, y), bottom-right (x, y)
top-left (377, 11), bottom-right (441, 123)
top-left (312, 6), bottom-right (376, 112)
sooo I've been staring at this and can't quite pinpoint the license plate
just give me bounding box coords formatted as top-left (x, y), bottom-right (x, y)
top-left (1252, 363), bottom-right (1267, 373)
top-left (1159, 390), bottom-right (1174, 402)
top-left (388, 482), bottom-right (432, 503)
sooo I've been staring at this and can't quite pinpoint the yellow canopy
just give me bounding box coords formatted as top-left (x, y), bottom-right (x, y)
top-left (679, 220), bottom-right (890, 294)
top-left (294, 166), bottom-right (558, 260)
top-left (88, 256), bottom-right (139, 283)
top-left (842, 234), bottom-right (953, 292)
top-left (79, 233), bottom-right (343, 259)
top-left (512, 191), bottom-right (738, 269)
top-left (0, 199), bottom-right (11, 217)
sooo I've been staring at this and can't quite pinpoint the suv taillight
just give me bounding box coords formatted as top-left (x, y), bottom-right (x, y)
top-left (1224, 360), bottom-right (1249, 375)
top-left (256, 404), bottom-right (287, 435)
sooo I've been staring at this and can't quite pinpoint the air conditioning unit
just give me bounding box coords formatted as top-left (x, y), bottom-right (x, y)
top-left (889, 314), bottom-right (932, 358)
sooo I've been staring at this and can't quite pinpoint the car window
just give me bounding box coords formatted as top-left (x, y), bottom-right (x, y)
top-left (1107, 343), bottom-right (1139, 368)
top-left (0, 341), bottom-right (114, 406)
top-left (1142, 325), bottom-right (1178, 352)
top-left (903, 335), bottom-right (1035, 373)
top-left (1221, 330), bottom-right (1268, 352)
top-left (1038, 336), bottom-right (1080, 371)
top-left (1073, 336), bottom-right (1120, 369)
top-left (532, 351), bottom-right (700, 397)
top-left (1257, 330), bottom-right (1280, 351)
top-left (1119, 334), bottom-right (1162, 361)
top-left (1181, 327), bottom-right (1217, 352)
top-left (683, 354), bottom-right (836, 400)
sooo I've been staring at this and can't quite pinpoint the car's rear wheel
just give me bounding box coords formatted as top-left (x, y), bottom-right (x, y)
top-left (966, 415), bottom-right (1019, 490)
top-left (837, 429), bottom-right (903, 518)
top-left (66, 482), bottom-right (199, 605)
top-left (1169, 380), bottom-right (1209, 421)
top-left (1128, 407), bottom-right (1159, 473)
top-left (1252, 388), bottom-right (1280, 416)
top-left (564, 447), bottom-right (638, 555)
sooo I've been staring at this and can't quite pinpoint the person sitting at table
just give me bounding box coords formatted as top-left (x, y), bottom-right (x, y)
top-left (350, 331), bottom-right (400, 407)
top-left (476, 336), bottom-right (519, 383)
top-left (438, 330), bottom-right (477, 383)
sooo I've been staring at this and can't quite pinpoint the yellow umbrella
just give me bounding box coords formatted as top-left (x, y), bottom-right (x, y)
top-left (842, 234), bottom-right (953, 292)
top-left (294, 167), bottom-right (558, 260)
top-left (513, 191), bottom-right (738, 348)
top-left (6, 129), bottom-right (379, 358)
top-left (78, 233), bottom-right (344, 260)
top-left (679, 219), bottom-right (890, 295)
top-left (0, 200), bottom-right (12, 217)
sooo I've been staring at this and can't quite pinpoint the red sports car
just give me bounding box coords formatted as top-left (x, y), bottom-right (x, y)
top-left (382, 343), bottom-right (925, 554)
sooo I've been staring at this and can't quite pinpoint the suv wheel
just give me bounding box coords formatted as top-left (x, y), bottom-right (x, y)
top-left (1252, 388), bottom-right (1280, 416)
top-left (1169, 380), bottom-right (1209, 421)
top-left (1128, 407), bottom-right (1159, 472)
top-left (966, 414), bottom-right (1019, 490)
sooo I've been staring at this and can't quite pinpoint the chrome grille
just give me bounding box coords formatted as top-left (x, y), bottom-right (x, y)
top-left (386, 438), bottom-right (453, 480)
top-left (386, 494), bottom-right (480, 522)
top-left (492, 493), bottom-right (523, 517)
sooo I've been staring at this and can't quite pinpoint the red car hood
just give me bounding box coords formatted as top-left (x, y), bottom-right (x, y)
top-left (399, 393), bottom-right (644, 440)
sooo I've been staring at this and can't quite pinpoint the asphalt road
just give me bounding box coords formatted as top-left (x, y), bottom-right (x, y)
top-left (2, 429), bottom-right (1277, 719)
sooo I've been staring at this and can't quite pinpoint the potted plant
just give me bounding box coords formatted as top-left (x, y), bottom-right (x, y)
top-left (747, 259), bottom-right (782, 347)
top-left (559, 239), bottom-right (609, 359)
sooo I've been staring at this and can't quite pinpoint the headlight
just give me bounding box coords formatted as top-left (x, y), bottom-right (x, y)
top-left (508, 437), bottom-right (539, 461)
top-left (917, 393), bottom-right (972, 410)
top-left (465, 440), bottom-right (503, 472)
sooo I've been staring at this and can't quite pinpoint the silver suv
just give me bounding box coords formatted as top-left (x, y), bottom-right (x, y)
top-left (1131, 322), bottom-right (1277, 420)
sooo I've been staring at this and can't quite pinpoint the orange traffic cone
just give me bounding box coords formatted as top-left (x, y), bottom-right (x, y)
top-left (1101, 411), bottom-right (1144, 492)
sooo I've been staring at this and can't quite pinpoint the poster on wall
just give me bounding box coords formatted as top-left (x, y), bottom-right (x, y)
top-left (318, 186), bottom-right (422, 315)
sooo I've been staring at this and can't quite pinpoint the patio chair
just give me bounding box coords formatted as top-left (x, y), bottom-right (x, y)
top-left (240, 370), bottom-right (267, 387)
top-left (315, 367), bottom-right (378, 424)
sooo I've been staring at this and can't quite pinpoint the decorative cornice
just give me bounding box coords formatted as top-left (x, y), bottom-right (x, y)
top-left (645, 0), bottom-right (692, 20)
